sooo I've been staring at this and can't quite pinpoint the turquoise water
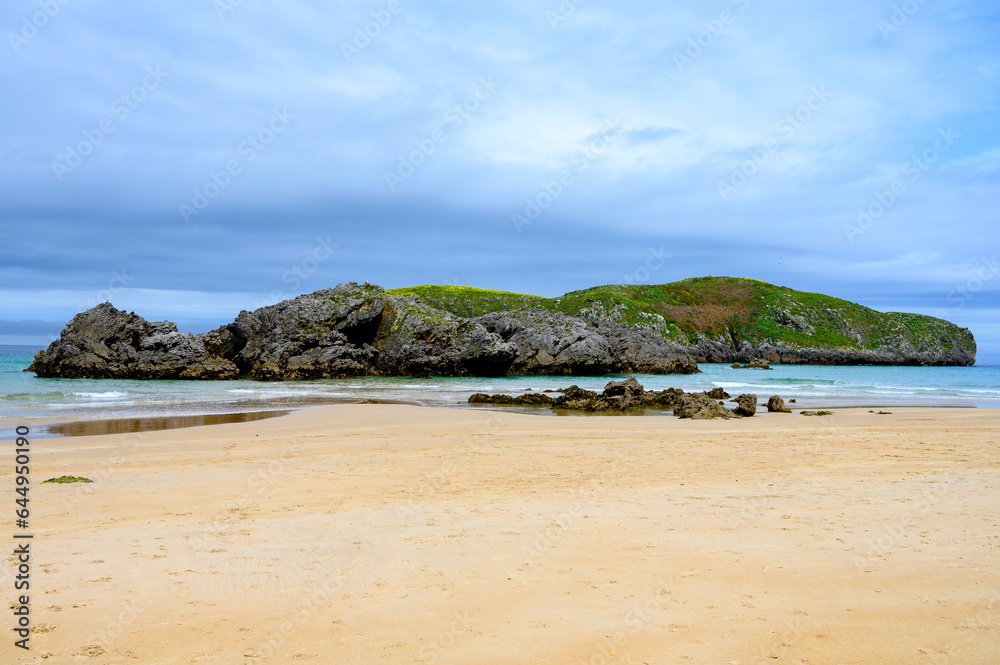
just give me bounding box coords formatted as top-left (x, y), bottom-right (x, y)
top-left (2, 345), bottom-right (998, 429)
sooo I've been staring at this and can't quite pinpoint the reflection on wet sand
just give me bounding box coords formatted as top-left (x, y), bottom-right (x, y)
top-left (41, 410), bottom-right (289, 437)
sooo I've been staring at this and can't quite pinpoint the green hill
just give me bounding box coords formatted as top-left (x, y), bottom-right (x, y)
top-left (389, 276), bottom-right (973, 358)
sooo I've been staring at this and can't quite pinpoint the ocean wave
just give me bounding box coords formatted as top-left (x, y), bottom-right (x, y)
top-left (70, 391), bottom-right (128, 399)
top-left (1, 391), bottom-right (67, 400)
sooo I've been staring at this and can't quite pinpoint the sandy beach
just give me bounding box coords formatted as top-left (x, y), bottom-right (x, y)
top-left (6, 405), bottom-right (1000, 664)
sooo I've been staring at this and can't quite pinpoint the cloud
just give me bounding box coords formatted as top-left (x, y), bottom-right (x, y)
top-left (0, 0), bottom-right (998, 353)
top-left (624, 126), bottom-right (684, 146)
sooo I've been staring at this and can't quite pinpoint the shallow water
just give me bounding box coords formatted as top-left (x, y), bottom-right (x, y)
top-left (2, 345), bottom-right (998, 434)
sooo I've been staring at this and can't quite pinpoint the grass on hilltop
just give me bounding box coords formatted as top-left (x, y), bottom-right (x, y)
top-left (387, 277), bottom-right (971, 353)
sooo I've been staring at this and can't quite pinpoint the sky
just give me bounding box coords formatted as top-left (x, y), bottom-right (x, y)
top-left (1, 0), bottom-right (998, 360)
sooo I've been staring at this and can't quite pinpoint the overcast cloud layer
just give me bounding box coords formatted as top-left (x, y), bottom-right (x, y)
top-left (1, 1), bottom-right (998, 358)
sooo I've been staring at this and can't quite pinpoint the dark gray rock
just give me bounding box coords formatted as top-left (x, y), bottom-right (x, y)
top-left (685, 334), bottom-right (974, 367)
top-left (475, 309), bottom-right (701, 376)
top-left (766, 395), bottom-right (792, 413)
top-left (732, 359), bottom-right (772, 370)
top-left (674, 393), bottom-right (737, 419)
top-left (707, 387), bottom-right (730, 399)
top-left (470, 379), bottom-right (735, 417)
top-left (27, 303), bottom-right (238, 380)
top-left (732, 394), bottom-right (758, 417)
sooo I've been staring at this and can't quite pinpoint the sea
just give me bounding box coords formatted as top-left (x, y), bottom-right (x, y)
top-left (2, 344), bottom-right (998, 437)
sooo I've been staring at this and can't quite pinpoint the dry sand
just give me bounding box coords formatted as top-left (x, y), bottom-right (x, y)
top-left (5, 405), bottom-right (1000, 664)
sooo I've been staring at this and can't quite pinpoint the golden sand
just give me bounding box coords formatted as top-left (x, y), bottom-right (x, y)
top-left (6, 405), bottom-right (1000, 664)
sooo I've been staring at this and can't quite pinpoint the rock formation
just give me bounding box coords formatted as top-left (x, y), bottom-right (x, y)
top-left (469, 378), bottom-right (754, 419)
top-left (29, 275), bottom-right (978, 380)
top-left (26, 303), bottom-right (238, 380)
top-left (732, 359), bottom-right (772, 370)
top-left (766, 395), bottom-right (792, 413)
top-left (29, 284), bottom-right (700, 380)
top-left (732, 394), bottom-right (758, 416)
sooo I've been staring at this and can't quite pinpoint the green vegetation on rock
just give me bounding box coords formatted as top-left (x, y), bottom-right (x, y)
top-left (387, 285), bottom-right (545, 318)
top-left (390, 277), bottom-right (975, 359)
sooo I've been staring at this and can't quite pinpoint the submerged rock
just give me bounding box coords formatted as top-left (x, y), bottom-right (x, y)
top-left (469, 378), bottom-right (740, 418)
top-left (732, 359), bottom-right (772, 370)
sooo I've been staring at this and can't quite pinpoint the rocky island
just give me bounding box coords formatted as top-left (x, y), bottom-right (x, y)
top-left (28, 277), bottom-right (976, 380)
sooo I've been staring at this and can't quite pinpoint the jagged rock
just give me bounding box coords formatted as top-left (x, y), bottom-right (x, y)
top-left (767, 395), bottom-right (792, 413)
top-left (475, 309), bottom-right (701, 376)
top-left (674, 393), bottom-right (737, 419)
top-left (513, 393), bottom-right (556, 405)
top-left (707, 387), bottom-right (730, 399)
top-left (732, 359), bottom-right (772, 370)
top-left (732, 394), bottom-right (758, 417)
top-left (27, 303), bottom-right (238, 380)
top-left (552, 385), bottom-right (603, 410)
top-left (469, 393), bottom-right (515, 405)
top-left (643, 387), bottom-right (686, 408)
top-left (27, 283), bottom-right (698, 381)
top-left (31, 277), bottom-right (975, 381)
top-left (470, 380), bottom-right (733, 417)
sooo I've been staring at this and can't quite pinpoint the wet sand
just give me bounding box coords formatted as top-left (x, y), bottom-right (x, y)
top-left (6, 405), bottom-right (1000, 664)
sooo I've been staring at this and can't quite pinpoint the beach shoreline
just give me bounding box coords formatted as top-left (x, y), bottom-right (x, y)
top-left (2, 397), bottom-right (993, 440)
top-left (7, 404), bottom-right (999, 663)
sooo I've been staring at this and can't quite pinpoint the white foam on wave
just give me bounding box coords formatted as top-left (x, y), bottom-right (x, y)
top-left (71, 391), bottom-right (128, 399)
